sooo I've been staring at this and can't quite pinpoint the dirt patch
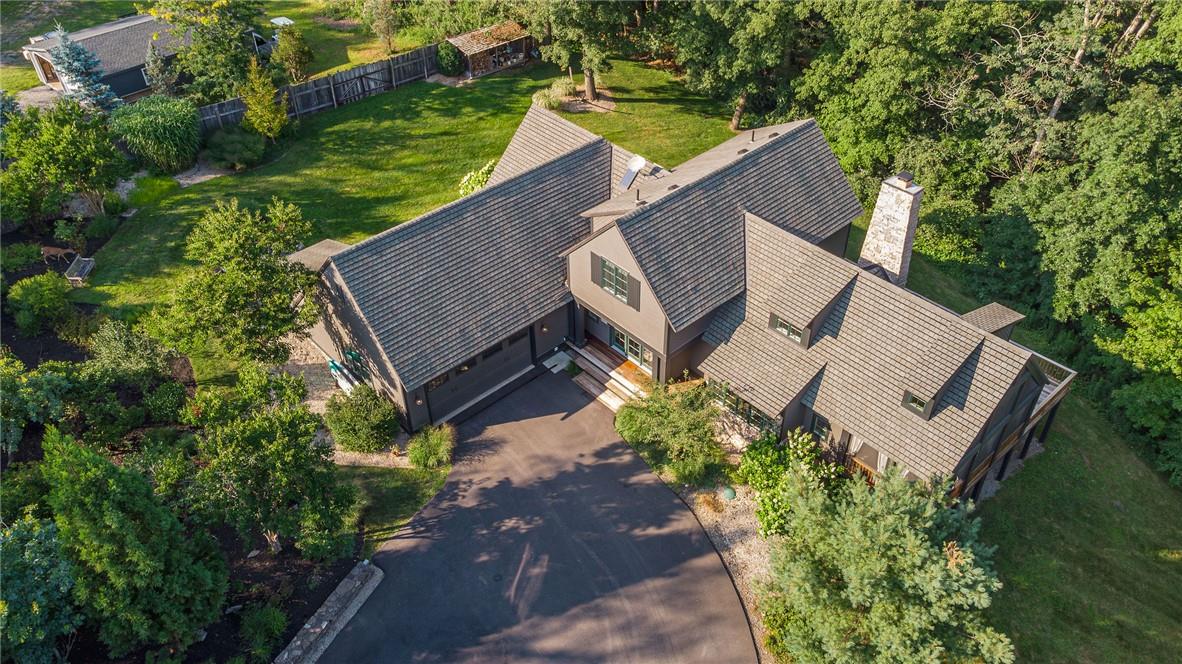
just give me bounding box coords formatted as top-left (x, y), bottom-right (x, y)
top-left (174, 160), bottom-right (232, 188)
top-left (678, 483), bottom-right (774, 663)
top-left (427, 72), bottom-right (472, 88)
top-left (278, 334), bottom-right (336, 415)
top-left (560, 87), bottom-right (617, 114)
top-left (16, 84), bottom-right (59, 110)
top-left (313, 16), bottom-right (362, 30)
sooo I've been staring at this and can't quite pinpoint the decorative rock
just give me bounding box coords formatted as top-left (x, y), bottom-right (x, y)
top-left (247, 549), bottom-right (261, 558)
top-left (194, 629), bottom-right (207, 642)
top-left (272, 560), bottom-right (384, 664)
top-left (224, 604), bottom-right (243, 615)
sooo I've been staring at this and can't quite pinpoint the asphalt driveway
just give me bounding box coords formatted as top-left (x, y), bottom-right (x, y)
top-left (321, 370), bottom-right (758, 663)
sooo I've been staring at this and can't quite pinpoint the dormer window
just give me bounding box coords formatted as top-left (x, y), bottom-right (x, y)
top-left (902, 390), bottom-right (934, 419)
top-left (769, 313), bottom-right (803, 343)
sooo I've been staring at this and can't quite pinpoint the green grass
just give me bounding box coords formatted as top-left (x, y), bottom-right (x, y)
top-left (557, 59), bottom-right (734, 167)
top-left (262, 1), bottom-right (429, 80)
top-left (126, 174), bottom-right (181, 208)
top-left (847, 214), bottom-right (1182, 663)
top-left (0, 63), bottom-right (42, 93)
top-left (340, 465), bottom-right (447, 558)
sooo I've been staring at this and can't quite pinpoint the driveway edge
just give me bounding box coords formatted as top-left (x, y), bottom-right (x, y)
top-left (274, 559), bottom-right (385, 664)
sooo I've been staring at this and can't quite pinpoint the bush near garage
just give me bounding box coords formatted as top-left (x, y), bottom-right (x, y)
top-left (323, 384), bottom-right (402, 453)
top-left (407, 423), bottom-right (454, 470)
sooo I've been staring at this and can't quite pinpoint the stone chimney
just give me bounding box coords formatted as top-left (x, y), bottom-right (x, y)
top-left (858, 172), bottom-right (923, 287)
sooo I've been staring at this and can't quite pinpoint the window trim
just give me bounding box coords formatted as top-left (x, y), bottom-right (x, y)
top-left (810, 412), bottom-right (831, 441)
top-left (426, 373), bottom-right (449, 392)
top-left (769, 313), bottom-right (804, 343)
top-left (903, 390), bottom-right (931, 418)
top-left (599, 257), bottom-right (630, 303)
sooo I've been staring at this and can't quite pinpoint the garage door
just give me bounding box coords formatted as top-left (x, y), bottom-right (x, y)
top-left (426, 330), bottom-right (532, 422)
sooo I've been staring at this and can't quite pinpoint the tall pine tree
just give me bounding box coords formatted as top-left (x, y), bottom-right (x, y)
top-left (48, 26), bottom-right (120, 112)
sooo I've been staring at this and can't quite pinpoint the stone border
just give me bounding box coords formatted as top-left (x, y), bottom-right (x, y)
top-left (273, 560), bottom-right (384, 664)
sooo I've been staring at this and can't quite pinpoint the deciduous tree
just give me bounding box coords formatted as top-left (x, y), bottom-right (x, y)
top-left (530, 0), bottom-right (633, 102)
top-left (361, 0), bottom-right (402, 54)
top-left (0, 515), bottom-right (82, 664)
top-left (195, 405), bottom-right (355, 557)
top-left (156, 198), bottom-right (318, 365)
top-left (273, 26), bottom-right (314, 82)
top-left (148, 0), bottom-right (263, 103)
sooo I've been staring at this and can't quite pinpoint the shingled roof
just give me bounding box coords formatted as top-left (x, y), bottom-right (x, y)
top-left (612, 120), bottom-right (864, 331)
top-left (489, 105), bottom-right (659, 197)
top-left (699, 214), bottom-right (1037, 478)
top-left (23, 14), bottom-right (183, 75)
top-left (330, 135), bottom-right (612, 388)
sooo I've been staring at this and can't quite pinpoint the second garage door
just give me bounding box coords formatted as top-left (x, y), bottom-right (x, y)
top-left (425, 329), bottom-right (532, 422)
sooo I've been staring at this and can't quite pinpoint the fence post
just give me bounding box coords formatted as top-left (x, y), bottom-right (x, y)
top-left (216, 105), bottom-right (225, 128)
top-left (421, 47), bottom-right (428, 80)
top-left (328, 75), bottom-right (338, 108)
top-left (388, 57), bottom-right (397, 90)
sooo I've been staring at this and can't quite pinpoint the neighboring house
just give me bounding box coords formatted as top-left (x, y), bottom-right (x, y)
top-left (21, 14), bottom-right (183, 100)
top-left (300, 106), bottom-right (1075, 500)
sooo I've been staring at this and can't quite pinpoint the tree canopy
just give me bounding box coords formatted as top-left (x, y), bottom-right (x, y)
top-left (156, 197), bottom-right (319, 365)
top-left (147, 0), bottom-right (263, 103)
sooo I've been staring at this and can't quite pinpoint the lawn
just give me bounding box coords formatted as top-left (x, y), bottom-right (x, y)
top-left (847, 217), bottom-right (1182, 663)
top-left (0, 63), bottom-right (42, 93)
top-left (76, 59), bottom-right (728, 382)
top-left (339, 465), bottom-right (448, 558)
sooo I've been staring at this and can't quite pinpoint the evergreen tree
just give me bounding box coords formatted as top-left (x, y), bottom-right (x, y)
top-left (0, 515), bottom-right (82, 664)
top-left (47, 27), bottom-right (120, 112)
top-left (240, 57), bottom-right (288, 140)
top-left (42, 428), bottom-right (227, 657)
top-left (143, 41), bottom-right (179, 96)
top-left (760, 469), bottom-right (1014, 663)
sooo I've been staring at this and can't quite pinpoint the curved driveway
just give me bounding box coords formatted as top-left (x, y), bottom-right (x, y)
top-left (322, 370), bottom-right (758, 663)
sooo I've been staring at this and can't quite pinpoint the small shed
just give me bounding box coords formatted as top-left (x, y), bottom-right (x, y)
top-left (445, 21), bottom-right (533, 79)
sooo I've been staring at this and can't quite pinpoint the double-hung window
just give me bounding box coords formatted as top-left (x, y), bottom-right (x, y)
top-left (599, 257), bottom-right (630, 302)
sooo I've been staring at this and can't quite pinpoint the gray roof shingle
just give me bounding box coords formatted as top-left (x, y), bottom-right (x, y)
top-left (330, 137), bottom-right (612, 388)
top-left (23, 14), bottom-right (183, 76)
top-left (699, 214), bottom-right (1035, 478)
top-left (487, 106), bottom-right (601, 187)
top-left (614, 119), bottom-right (864, 331)
top-left (961, 302), bottom-right (1026, 334)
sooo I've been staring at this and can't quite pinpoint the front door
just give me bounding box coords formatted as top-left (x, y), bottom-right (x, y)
top-left (609, 327), bottom-right (652, 373)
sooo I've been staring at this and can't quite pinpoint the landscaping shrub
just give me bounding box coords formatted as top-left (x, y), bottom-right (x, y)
top-left (407, 424), bottom-right (455, 470)
top-left (88, 320), bottom-right (173, 386)
top-left (0, 462), bottom-right (52, 523)
top-left (55, 308), bottom-right (104, 347)
top-left (110, 95), bottom-right (200, 173)
top-left (1, 242), bottom-right (42, 272)
top-left (239, 603), bottom-right (287, 662)
top-left (201, 125), bottom-right (266, 171)
top-left (145, 381), bottom-right (187, 423)
top-left (436, 41), bottom-right (464, 76)
top-left (551, 78), bottom-right (576, 98)
top-left (84, 213), bottom-right (121, 241)
top-left (615, 383), bottom-right (724, 486)
top-left (532, 88), bottom-right (560, 110)
top-left (7, 273), bottom-right (71, 335)
top-left (102, 191), bottom-right (127, 216)
top-left (457, 159), bottom-right (497, 196)
top-left (53, 217), bottom-right (86, 253)
top-left (323, 384), bottom-right (401, 453)
top-left (0, 515), bottom-right (81, 664)
top-left (736, 429), bottom-right (843, 536)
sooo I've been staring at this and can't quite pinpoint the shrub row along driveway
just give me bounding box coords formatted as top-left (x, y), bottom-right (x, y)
top-left (322, 371), bottom-right (757, 663)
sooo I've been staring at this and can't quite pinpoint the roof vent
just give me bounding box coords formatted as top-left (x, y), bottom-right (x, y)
top-left (737, 148), bottom-right (749, 155)
top-left (618, 154), bottom-right (647, 191)
top-left (769, 132), bottom-right (779, 138)
top-left (667, 184), bottom-right (679, 191)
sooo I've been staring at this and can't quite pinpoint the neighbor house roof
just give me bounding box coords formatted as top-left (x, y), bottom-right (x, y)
top-left (699, 214), bottom-right (1037, 478)
top-left (445, 21), bottom-right (529, 56)
top-left (329, 127), bottom-right (612, 388)
top-left (610, 120), bottom-right (864, 331)
top-left (22, 14), bottom-right (182, 75)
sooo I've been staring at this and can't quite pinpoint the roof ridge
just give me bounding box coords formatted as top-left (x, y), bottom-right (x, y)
top-left (743, 213), bottom-right (1031, 360)
top-left (614, 119), bottom-right (817, 231)
top-left (334, 132), bottom-right (609, 263)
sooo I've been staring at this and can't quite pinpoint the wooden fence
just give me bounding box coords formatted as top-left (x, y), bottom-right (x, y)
top-left (198, 43), bottom-right (440, 134)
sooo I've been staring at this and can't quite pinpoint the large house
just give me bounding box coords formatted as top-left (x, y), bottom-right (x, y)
top-left (297, 107), bottom-right (1075, 499)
